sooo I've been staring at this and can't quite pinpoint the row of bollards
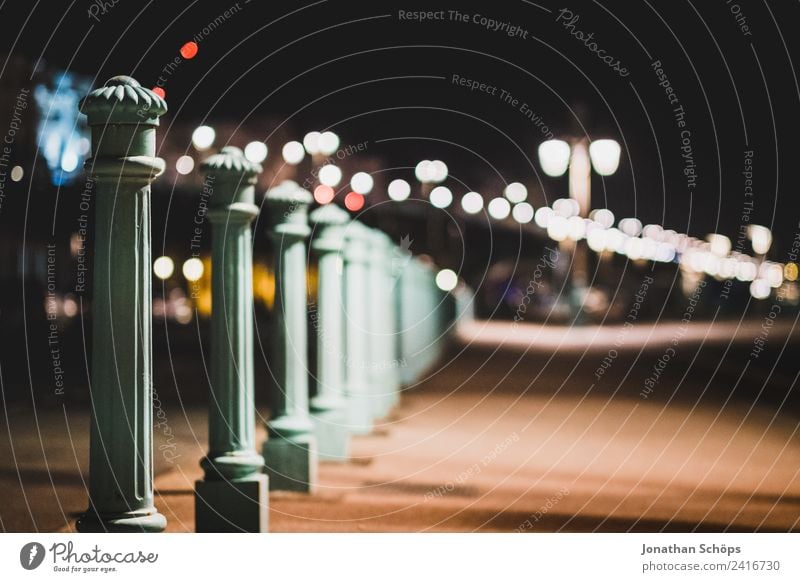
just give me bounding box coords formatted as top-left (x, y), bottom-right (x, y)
top-left (75, 75), bottom-right (453, 532)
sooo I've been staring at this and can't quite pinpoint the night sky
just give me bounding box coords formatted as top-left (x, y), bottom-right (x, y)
top-left (2, 0), bottom-right (799, 249)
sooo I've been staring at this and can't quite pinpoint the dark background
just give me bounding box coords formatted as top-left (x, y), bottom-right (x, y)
top-left (0, 0), bottom-right (797, 403)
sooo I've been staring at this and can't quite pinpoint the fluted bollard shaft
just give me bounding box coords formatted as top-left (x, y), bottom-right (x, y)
top-left (309, 204), bottom-right (351, 460)
top-left (194, 146), bottom-right (268, 532)
top-left (343, 221), bottom-right (373, 434)
top-left (262, 181), bottom-right (317, 491)
top-left (368, 231), bottom-right (400, 419)
top-left (76, 76), bottom-right (167, 533)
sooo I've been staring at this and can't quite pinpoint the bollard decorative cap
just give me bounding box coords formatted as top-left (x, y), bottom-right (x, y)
top-left (309, 203), bottom-right (350, 226)
top-left (200, 146), bottom-right (262, 178)
top-left (265, 180), bottom-right (313, 206)
top-left (344, 220), bottom-right (373, 241)
top-left (80, 76), bottom-right (167, 126)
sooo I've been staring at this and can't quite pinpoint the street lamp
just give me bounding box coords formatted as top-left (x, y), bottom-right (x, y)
top-left (537, 137), bottom-right (621, 320)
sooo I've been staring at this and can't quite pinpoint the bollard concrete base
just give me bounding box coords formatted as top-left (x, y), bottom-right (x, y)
top-left (262, 433), bottom-right (318, 492)
top-left (310, 405), bottom-right (350, 461)
top-left (76, 507), bottom-right (167, 533)
top-left (346, 392), bottom-right (374, 435)
top-left (195, 474), bottom-right (269, 532)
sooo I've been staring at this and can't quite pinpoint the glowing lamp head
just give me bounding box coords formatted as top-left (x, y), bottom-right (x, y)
top-left (589, 139), bottom-right (621, 176)
top-left (538, 139), bottom-right (571, 177)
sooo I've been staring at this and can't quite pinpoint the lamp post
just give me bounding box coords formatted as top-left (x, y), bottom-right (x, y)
top-left (538, 137), bottom-right (621, 318)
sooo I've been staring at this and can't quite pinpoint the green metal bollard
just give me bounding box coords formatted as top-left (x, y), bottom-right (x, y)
top-left (367, 230), bottom-right (400, 419)
top-left (76, 76), bottom-right (167, 533)
top-left (341, 221), bottom-right (375, 434)
top-left (262, 181), bottom-right (317, 492)
top-left (194, 146), bottom-right (268, 532)
top-left (309, 204), bottom-right (351, 461)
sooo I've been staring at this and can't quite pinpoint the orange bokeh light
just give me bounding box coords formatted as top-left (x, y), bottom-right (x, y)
top-left (344, 192), bottom-right (364, 212)
top-left (152, 87), bottom-right (166, 99)
top-left (180, 41), bottom-right (199, 59)
top-left (314, 185), bottom-right (335, 205)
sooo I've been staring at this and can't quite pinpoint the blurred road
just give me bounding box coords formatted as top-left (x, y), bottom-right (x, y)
top-left (1, 319), bottom-right (798, 532)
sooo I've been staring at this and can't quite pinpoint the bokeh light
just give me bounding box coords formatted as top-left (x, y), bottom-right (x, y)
top-left (175, 155), bottom-right (195, 175)
top-left (182, 258), bottom-right (204, 282)
top-left (244, 141), bottom-right (268, 163)
top-left (191, 126), bottom-right (215, 150)
top-left (429, 186), bottom-right (452, 209)
top-left (435, 269), bottom-right (458, 292)
top-left (282, 141), bottom-right (305, 165)
top-left (314, 184), bottom-right (335, 205)
top-left (387, 179), bottom-right (411, 201)
top-left (319, 164), bottom-right (342, 187)
top-left (344, 192), bottom-right (364, 211)
top-left (351, 172), bottom-right (374, 195)
top-left (460, 191), bottom-right (483, 214)
top-left (180, 41), bottom-right (198, 59)
top-left (153, 256), bottom-right (175, 280)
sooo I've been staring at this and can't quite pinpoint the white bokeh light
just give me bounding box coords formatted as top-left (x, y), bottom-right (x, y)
top-left (191, 126), bottom-right (215, 150)
top-left (175, 155), bottom-right (195, 175)
top-left (429, 186), bottom-right (452, 208)
top-left (319, 164), bottom-right (342, 187)
top-left (351, 172), bottom-right (374, 195)
top-left (318, 131), bottom-right (340, 155)
top-left (504, 182), bottom-right (527, 203)
top-left (303, 131), bottom-right (321, 155)
top-left (435, 268), bottom-right (458, 292)
top-left (282, 141), bottom-right (305, 165)
top-left (460, 191), bottom-right (484, 214)
top-left (153, 256), bottom-right (175, 280)
top-left (414, 160), bottom-right (433, 182)
top-left (429, 160), bottom-right (448, 183)
top-left (512, 202), bottom-right (534, 224)
top-left (244, 141), bottom-right (268, 164)
top-left (487, 197), bottom-right (511, 220)
top-left (387, 179), bottom-right (411, 201)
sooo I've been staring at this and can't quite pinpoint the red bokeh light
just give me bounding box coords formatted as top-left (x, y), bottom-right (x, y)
top-left (180, 41), bottom-right (199, 59)
top-left (344, 192), bottom-right (364, 212)
top-left (151, 87), bottom-right (166, 99)
top-left (314, 185), bottom-right (335, 205)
